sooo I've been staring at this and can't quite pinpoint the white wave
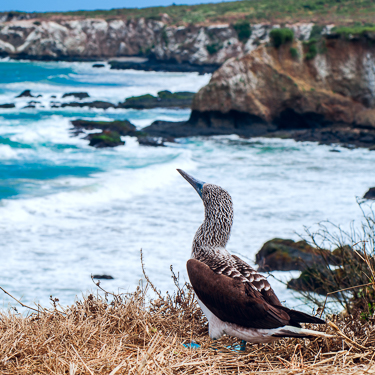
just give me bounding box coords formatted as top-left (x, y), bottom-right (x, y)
top-left (0, 144), bottom-right (18, 159)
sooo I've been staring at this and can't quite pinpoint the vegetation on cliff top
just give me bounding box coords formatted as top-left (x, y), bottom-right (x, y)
top-left (270, 28), bottom-right (294, 48)
top-left (2, 0), bottom-right (375, 26)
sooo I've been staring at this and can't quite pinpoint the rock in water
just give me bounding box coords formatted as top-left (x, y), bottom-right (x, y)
top-left (86, 130), bottom-right (124, 148)
top-left (255, 238), bottom-right (337, 272)
top-left (364, 188), bottom-right (375, 200)
top-left (118, 91), bottom-right (195, 109)
top-left (61, 101), bottom-right (115, 109)
top-left (71, 119), bottom-right (136, 135)
top-left (0, 103), bottom-right (15, 108)
top-left (93, 274), bottom-right (114, 279)
top-left (62, 92), bottom-right (90, 99)
top-left (16, 90), bottom-right (35, 98)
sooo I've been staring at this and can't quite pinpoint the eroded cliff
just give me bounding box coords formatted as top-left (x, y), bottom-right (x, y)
top-left (191, 32), bottom-right (375, 147)
top-left (0, 17), bottom-right (314, 66)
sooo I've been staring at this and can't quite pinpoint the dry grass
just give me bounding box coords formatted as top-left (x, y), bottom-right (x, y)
top-left (0, 265), bottom-right (375, 375)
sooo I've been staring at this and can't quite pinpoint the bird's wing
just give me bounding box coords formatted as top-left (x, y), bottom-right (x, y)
top-left (231, 254), bottom-right (282, 306)
top-left (187, 258), bottom-right (291, 329)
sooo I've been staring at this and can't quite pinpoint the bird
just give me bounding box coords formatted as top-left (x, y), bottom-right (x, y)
top-left (177, 169), bottom-right (332, 351)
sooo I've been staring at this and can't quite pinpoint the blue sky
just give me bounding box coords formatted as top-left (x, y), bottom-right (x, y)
top-left (1, 0), bottom-right (238, 13)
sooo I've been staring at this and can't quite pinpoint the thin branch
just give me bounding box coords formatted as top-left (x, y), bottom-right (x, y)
top-left (0, 285), bottom-right (40, 313)
top-left (140, 248), bottom-right (162, 299)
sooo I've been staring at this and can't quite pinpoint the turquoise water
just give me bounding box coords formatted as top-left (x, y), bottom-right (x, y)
top-left (0, 59), bottom-right (374, 313)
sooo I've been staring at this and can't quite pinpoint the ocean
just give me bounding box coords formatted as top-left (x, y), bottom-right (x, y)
top-left (0, 59), bottom-right (374, 313)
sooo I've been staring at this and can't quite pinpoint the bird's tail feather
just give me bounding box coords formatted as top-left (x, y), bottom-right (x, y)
top-left (271, 326), bottom-right (334, 339)
top-left (277, 306), bottom-right (326, 325)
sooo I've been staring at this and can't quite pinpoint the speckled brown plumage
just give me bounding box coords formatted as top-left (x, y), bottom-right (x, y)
top-left (178, 169), bottom-right (327, 342)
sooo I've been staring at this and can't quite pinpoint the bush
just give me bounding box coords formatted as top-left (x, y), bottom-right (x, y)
top-left (161, 27), bottom-right (169, 46)
top-left (270, 28), bottom-right (294, 48)
top-left (290, 47), bottom-right (299, 59)
top-left (305, 43), bottom-right (318, 60)
top-left (309, 24), bottom-right (324, 40)
top-left (206, 42), bottom-right (222, 55)
top-left (332, 25), bottom-right (375, 37)
top-left (233, 20), bottom-right (251, 43)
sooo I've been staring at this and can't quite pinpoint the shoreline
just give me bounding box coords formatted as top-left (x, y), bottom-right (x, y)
top-left (0, 54), bottom-right (220, 74)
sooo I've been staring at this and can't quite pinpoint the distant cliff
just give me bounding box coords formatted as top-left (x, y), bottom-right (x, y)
top-left (190, 30), bottom-right (375, 148)
top-left (0, 17), bottom-right (314, 67)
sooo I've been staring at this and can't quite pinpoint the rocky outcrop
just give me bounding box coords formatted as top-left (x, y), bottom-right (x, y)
top-left (118, 91), bottom-right (195, 109)
top-left (71, 119), bottom-right (136, 135)
top-left (255, 238), bottom-right (337, 272)
top-left (0, 18), bottom-right (314, 68)
top-left (61, 101), bottom-right (115, 109)
top-left (71, 119), bottom-right (168, 147)
top-left (62, 92), bottom-right (90, 99)
top-left (0, 18), bottom-right (241, 64)
top-left (108, 58), bottom-right (219, 74)
top-left (191, 33), bottom-right (375, 148)
top-left (364, 188), bottom-right (375, 200)
top-left (15, 90), bottom-right (36, 98)
top-left (87, 131), bottom-right (124, 148)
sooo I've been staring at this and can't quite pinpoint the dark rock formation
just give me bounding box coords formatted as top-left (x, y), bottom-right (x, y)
top-left (255, 238), bottom-right (337, 272)
top-left (87, 130), bottom-right (124, 148)
top-left (92, 274), bottom-right (114, 279)
top-left (0, 103), bottom-right (15, 108)
top-left (118, 91), bottom-right (195, 109)
top-left (286, 245), bottom-right (366, 295)
top-left (71, 119), bottom-right (136, 135)
top-left (92, 64), bottom-right (105, 68)
top-left (62, 92), bottom-right (90, 100)
top-left (61, 101), bottom-right (115, 109)
top-left (287, 266), bottom-right (337, 295)
top-left (109, 58), bottom-right (219, 75)
top-left (364, 188), bottom-right (375, 200)
top-left (70, 119), bottom-right (169, 148)
top-left (16, 89), bottom-right (34, 98)
top-left (137, 135), bottom-right (166, 147)
top-left (191, 35), bottom-right (375, 149)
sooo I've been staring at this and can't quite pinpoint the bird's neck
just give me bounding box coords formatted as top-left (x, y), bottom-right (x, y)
top-left (192, 208), bottom-right (233, 259)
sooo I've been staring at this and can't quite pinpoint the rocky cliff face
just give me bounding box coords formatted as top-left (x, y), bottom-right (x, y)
top-left (191, 34), bottom-right (375, 143)
top-left (0, 17), bottom-right (313, 65)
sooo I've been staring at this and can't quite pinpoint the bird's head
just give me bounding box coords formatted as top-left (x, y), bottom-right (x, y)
top-left (177, 169), bottom-right (233, 218)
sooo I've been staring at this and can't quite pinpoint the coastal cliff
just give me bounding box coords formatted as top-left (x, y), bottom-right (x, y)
top-left (0, 17), bottom-right (313, 67)
top-left (0, 17), bottom-right (242, 64)
top-left (190, 31), bottom-right (375, 147)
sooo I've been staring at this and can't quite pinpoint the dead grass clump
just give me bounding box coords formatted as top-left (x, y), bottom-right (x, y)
top-left (0, 265), bottom-right (375, 375)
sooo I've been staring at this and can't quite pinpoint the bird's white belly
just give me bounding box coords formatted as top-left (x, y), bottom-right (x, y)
top-left (196, 298), bottom-right (283, 344)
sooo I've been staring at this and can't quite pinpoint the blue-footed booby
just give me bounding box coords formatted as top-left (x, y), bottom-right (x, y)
top-left (177, 169), bottom-right (331, 349)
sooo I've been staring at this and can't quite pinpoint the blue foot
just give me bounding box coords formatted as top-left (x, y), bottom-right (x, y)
top-left (226, 340), bottom-right (247, 352)
top-left (183, 341), bottom-right (200, 349)
top-left (240, 340), bottom-right (247, 351)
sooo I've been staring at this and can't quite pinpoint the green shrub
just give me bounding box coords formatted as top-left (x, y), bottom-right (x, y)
top-left (270, 28), bottom-right (294, 48)
top-left (289, 47), bottom-right (299, 59)
top-left (309, 24), bottom-right (324, 40)
top-left (305, 43), bottom-right (318, 60)
top-left (233, 20), bottom-right (251, 43)
top-left (206, 43), bottom-right (222, 55)
top-left (332, 25), bottom-right (375, 37)
top-left (161, 27), bottom-right (169, 46)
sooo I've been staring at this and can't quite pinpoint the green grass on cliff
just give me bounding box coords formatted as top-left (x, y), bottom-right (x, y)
top-left (4, 0), bottom-right (375, 26)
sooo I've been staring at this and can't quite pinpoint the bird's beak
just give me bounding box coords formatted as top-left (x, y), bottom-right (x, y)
top-left (177, 169), bottom-right (205, 199)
